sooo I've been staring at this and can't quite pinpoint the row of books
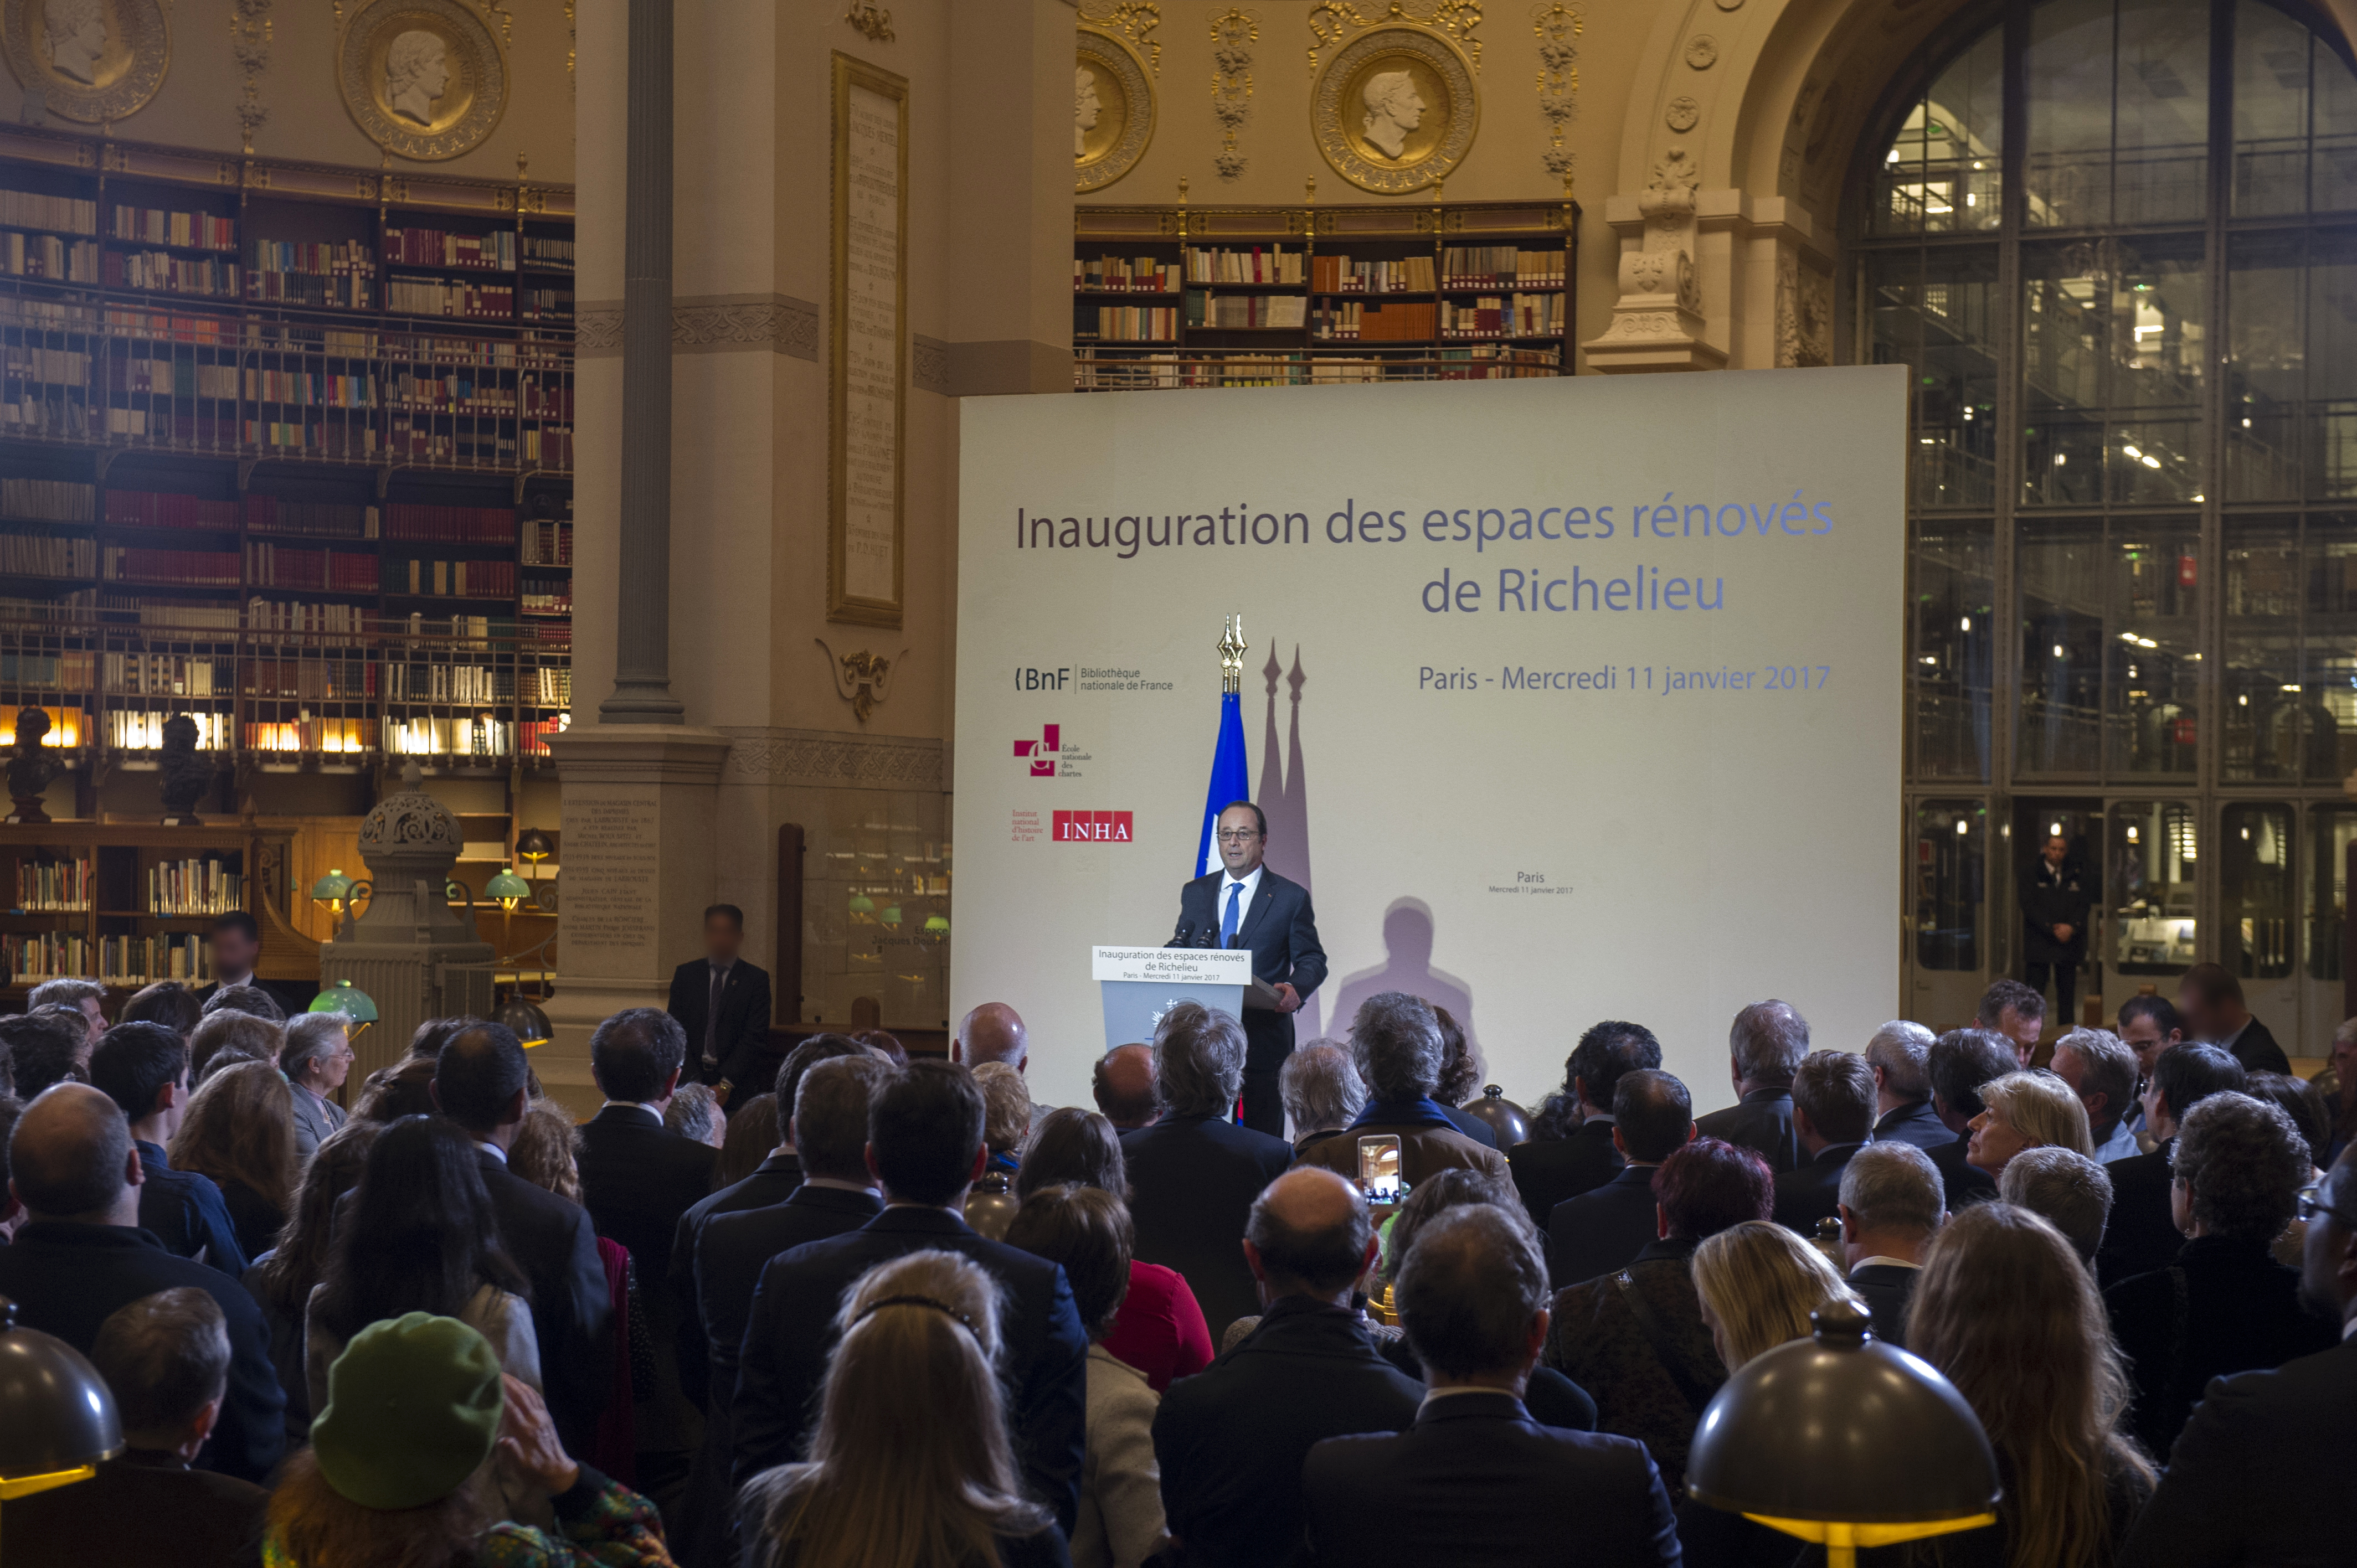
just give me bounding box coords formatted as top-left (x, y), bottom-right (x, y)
top-left (1314, 301), bottom-right (1439, 342)
top-left (1, 479), bottom-right (95, 523)
top-left (96, 594), bottom-right (238, 628)
top-left (386, 278), bottom-right (514, 318)
top-left (107, 358), bottom-right (239, 398)
top-left (106, 252), bottom-right (239, 297)
top-left (521, 235), bottom-right (574, 271)
top-left (0, 649), bottom-right (94, 684)
top-left (0, 189), bottom-right (96, 236)
top-left (246, 240), bottom-right (375, 280)
top-left (521, 579), bottom-right (573, 615)
top-left (1084, 306), bottom-right (1179, 342)
top-left (111, 207), bottom-right (236, 251)
top-left (0, 533), bottom-right (95, 578)
top-left (386, 715), bottom-right (521, 756)
top-left (384, 503), bottom-right (517, 543)
top-left (390, 558), bottom-right (516, 598)
top-left (245, 368), bottom-right (376, 408)
top-left (244, 544), bottom-right (381, 591)
top-left (1075, 255), bottom-right (1180, 292)
top-left (1187, 293), bottom-right (1307, 329)
top-left (388, 373), bottom-right (519, 413)
top-left (106, 491), bottom-right (239, 530)
top-left (519, 520), bottom-right (573, 566)
top-left (7, 933), bottom-right (91, 984)
top-left (385, 228), bottom-right (516, 270)
top-left (14, 858), bottom-right (90, 911)
top-left (1438, 293), bottom-right (1566, 338)
top-left (104, 652), bottom-right (221, 698)
top-left (1, 233), bottom-right (99, 283)
top-left (245, 719), bottom-right (373, 752)
top-left (1072, 345), bottom-right (1561, 388)
top-left (1311, 255), bottom-right (1439, 294)
top-left (1185, 247), bottom-right (1305, 285)
top-left (1440, 247), bottom-right (1569, 287)
top-left (245, 598), bottom-right (369, 634)
top-left (243, 656), bottom-right (374, 699)
top-left (521, 290), bottom-right (573, 323)
top-left (95, 935), bottom-right (217, 985)
top-left (102, 546), bottom-right (243, 586)
top-left (150, 859), bottom-right (243, 916)
top-left (245, 498), bottom-right (375, 540)
top-left (5, 345), bottom-right (92, 385)
top-left (245, 242), bottom-right (377, 309)
top-left (110, 713), bottom-right (230, 748)
top-left (386, 662), bottom-right (510, 702)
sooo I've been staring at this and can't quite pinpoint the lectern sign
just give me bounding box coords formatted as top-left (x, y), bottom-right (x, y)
top-left (828, 51), bottom-right (907, 627)
top-left (1092, 947), bottom-right (1254, 986)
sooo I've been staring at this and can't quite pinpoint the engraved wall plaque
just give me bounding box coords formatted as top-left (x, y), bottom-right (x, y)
top-left (557, 793), bottom-right (662, 971)
top-left (1, 0), bottom-right (169, 124)
top-left (1311, 25), bottom-right (1478, 194)
top-left (1075, 25), bottom-right (1154, 193)
top-left (829, 53), bottom-right (907, 628)
top-left (336, 0), bottom-right (508, 162)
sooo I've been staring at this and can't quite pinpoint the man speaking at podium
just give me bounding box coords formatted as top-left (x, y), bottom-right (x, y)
top-left (1170, 800), bottom-right (1326, 1135)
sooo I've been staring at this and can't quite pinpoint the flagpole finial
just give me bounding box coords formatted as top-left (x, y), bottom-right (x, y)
top-left (1215, 614), bottom-right (1248, 696)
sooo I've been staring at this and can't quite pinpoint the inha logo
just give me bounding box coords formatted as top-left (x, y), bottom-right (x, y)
top-left (1053, 811), bottom-right (1134, 842)
top-left (1015, 724), bottom-right (1061, 777)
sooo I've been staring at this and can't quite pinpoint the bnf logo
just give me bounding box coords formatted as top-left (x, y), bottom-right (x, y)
top-left (1052, 811), bottom-right (1133, 842)
top-left (1015, 724), bottom-right (1061, 777)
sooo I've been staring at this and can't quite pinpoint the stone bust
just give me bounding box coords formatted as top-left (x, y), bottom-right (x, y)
top-left (6, 706), bottom-right (59, 811)
top-left (1075, 64), bottom-right (1101, 158)
top-left (43, 0), bottom-right (107, 86)
top-left (1361, 69), bottom-right (1427, 161)
top-left (157, 713), bottom-right (210, 822)
top-left (385, 29), bottom-right (452, 126)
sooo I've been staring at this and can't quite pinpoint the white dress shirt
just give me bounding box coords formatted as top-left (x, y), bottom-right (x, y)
top-left (1217, 863), bottom-right (1264, 944)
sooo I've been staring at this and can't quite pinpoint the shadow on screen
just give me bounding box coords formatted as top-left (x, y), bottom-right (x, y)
top-left (1326, 898), bottom-right (1478, 1062)
top-left (1259, 641), bottom-right (1323, 1041)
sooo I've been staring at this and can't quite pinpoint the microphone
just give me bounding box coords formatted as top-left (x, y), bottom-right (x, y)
top-left (1174, 921), bottom-right (1195, 948)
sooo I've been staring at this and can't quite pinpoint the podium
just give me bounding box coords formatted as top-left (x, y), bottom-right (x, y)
top-left (1093, 945), bottom-right (1279, 1051)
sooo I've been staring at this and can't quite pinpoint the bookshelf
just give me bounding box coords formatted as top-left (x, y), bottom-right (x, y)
top-left (1073, 197), bottom-right (1579, 390)
top-left (0, 821), bottom-right (257, 999)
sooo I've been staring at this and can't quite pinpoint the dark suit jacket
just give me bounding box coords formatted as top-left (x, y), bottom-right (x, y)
top-left (1542, 1236), bottom-right (1722, 1498)
top-left (2118, 1334), bottom-right (2357, 1568)
top-left (1546, 1163), bottom-right (1661, 1289)
top-left (1696, 1087), bottom-right (1802, 1175)
top-left (1442, 1104), bottom-right (1500, 1148)
top-left (216, 1178), bottom-right (282, 1265)
top-left (3, 1448), bottom-right (266, 1568)
top-left (1303, 1390), bottom-right (1680, 1568)
top-left (1847, 1262), bottom-right (1920, 1348)
top-left (1773, 1142), bottom-right (1867, 1236)
top-left (2224, 1016), bottom-right (2292, 1076)
top-left (1169, 866), bottom-right (1327, 1068)
top-left (134, 1139), bottom-right (248, 1277)
top-left (1369, 1333), bottom-right (1597, 1431)
top-left (2021, 856), bottom-right (2092, 964)
top-left (1121, 1113), bottom-right (1295, 1340)
top-left (1872, 1099), bottom-right (1952, 1151)
top-left (1509, 1118), bottom-right (1625, 1230)
top-left (0, 1223), bottom-right (284, 1483)
top-left (733, 1205), bottom-right (1089, 1533)
top-left (1154, 1296), bottom-right (1423, 1568)
top-left (667, 1149), bottom-right (804, 1324)
top-left (1927, 1133), bottom-right (1998, 1212)
top-left (665, 957), bottom-right (774, 1091)
top-left (2097, 1141), bottom-right (2180, 1287)
top-left (578, 1102), bottom-right (720, 1417)
top-left (475, 1148), bottom-right (614, 1456)
top-left (2104, 1234), bottom-right (2337, 1457)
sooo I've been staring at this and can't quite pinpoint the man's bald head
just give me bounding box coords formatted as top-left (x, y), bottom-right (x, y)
top-left (1244, 1166), bottom-right (1374, 1303)
top-left (1092, 1043), bottom-right (1158, 1128)
top-left (956, 1003), bottom-right (1028, 1071)
top-left (11, 1082), bottom-right (140, 1224)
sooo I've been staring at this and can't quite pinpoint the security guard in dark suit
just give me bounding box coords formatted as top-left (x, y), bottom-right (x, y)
top-left (665, 903), bottom-right (773, 1104)
top-left (2021, 833), bottom-right (2091, 1028)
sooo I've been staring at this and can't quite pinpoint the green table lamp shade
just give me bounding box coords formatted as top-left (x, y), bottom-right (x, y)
top-left (1685, 1301), bottom-right (2000, 1564)
top-left (310, 868), bottom-right (354, 909)
top-left (310, 981), bottom-right (380, 1025)
top-left (0, 1299), bottom-right (121, 1500)
top-left (497, 998), bottom-right (553, 1047)
top-left (485, 867), bottom-right (532, 909)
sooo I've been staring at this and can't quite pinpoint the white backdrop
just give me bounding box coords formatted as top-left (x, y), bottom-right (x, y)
top-left (953, 368), bottom-right (1906, 1116)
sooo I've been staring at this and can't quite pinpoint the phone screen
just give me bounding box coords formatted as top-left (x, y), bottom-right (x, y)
top-left (1357, 1134), bottom-right (1403, 1204)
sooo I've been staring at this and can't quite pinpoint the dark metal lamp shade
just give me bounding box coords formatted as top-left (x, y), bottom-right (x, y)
top-left (497, 998), bottom-right (554, 1047)
top-left (1458, 1084), bottom-right (1532, 1147)
top-left (1685, 1301), bottom-right (2000, 1566)
top-left (0, 1299), bottom-right (121, 1500)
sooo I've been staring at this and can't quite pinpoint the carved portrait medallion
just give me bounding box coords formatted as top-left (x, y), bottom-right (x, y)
top-left (1312, 25), bottom-right (1477, 194)
top-left (337, 0), bottom-right (507, 162)
top-left (1076, 24), bottom-right (1154, 193)
top-left (1, 0), bottom-right (169, 123)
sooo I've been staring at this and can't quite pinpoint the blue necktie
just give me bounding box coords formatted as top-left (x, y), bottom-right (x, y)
top-left (1222, 881), bottom-right (1244, 945)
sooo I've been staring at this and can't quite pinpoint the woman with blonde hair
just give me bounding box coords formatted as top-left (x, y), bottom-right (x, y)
top-left (739, 1248), bottom-right (1067, 1568)
top-left (1691, 1219), bottom-right (1866, 1371)
top-left (1905, 1203), bottom-right (2154, 1567)
top-left (172, 1057), bottom-right (299, 1260)
top-left (507, 1097), bottom-right (584, 1203)
top-left (1967, 1069), bottom-right (2093, 1179)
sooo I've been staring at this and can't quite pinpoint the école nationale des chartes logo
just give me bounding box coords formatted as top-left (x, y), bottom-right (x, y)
top-left (1014, 723), bottom-right (1092, 779)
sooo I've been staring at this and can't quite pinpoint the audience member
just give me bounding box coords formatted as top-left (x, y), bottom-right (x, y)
top-left (121, 978), bottom-right (203, 1038)
top-left (404, 1014), bottom-right (470, 1060)
top-left (732, 1059), bottom-right (1087, 1531)
top-left (2000, 1146), bottom-right (2113, 1264)
top-left (0, 1084), bottom-right (283, 1479)
top-left (852, 1027), bottom-right (907, 1063)
top-left (1008, 1184), bottom-right (1170, 1568)
top-left (2327, 1017), bottom-right (2357, 1165)
top-left (681, 1053), bottom-right (887, 1568)
top-left (1863, 1019), bottom-right (1946, 1149)
top-left (738, 1251), bottom-right (1067, 1568)
top-left (1430, 1004), bottom-right (1497, 1148)
top-left (665, 902), bottom-right (773, 1101)
top-left (279, 1013), bottom-right (354, 1162)
top-left (2118, 1142), bottom-right (2357, 1565)
top-left (88, 1020), bottom-right (247, 1275)
top-left (676, 1034), bottom-right (864, 1261)
top-left (1977, 977), bottom-right (2047, 1065)
top-left (1093, 1042), bottom-right (1160, 1131)
top-left (1772, 1049), bottom-right (1877, 1235)
top-left (30, 975), bottom-right (106, 1045)
top-left (1543, 1136), bottom-right (1773, 1495)
top-left (707, 1089), bottom-right (778, 1189)
top-left (1693, 1220), bottom-right (1865, 1368)
top-left (1837, 1140), bottom-right (1944, 1346)
top-left (431, 1022), bottom-right (613, 1455)
top-left (188, 1008), bottom-right (280, 1086)
top-left (249, 1118), bottom-right (380, 1441)
top-left (664, 1081), bottom-right (726, 1149)
top-left (1546, 1068), bottom-right (1693, 1287)
top-left (2104, 1090), bottom-right (2334, 1457)
top-left (1924, 1028), bottom-right (2013, 1208)
top-left (1121, 1002), bottom-right (1294, 1340)
top-left (1907, 1204), bottom-right (2155, 1567)
top-left (1020, 1105), bottom-right (1213, 1394)
top-left (2248, 1070), bottom-right (2331, 1266)
top-left (1305, 1205), bottom-right (1679, 1567)
top-left (0, 1096), bottom-right (22, 1241)
top-left (2114, 995), bottom-right (2185, 1146)
top-left (1967, 1069), bottom-right (2095, 1180)
top-left (1295, 992), bottom-right (1506, 1186)
top-left (195, 913), bottom-right (303, 1019)
top-left (4, 1288), bottom-right (267, 1568)
top-left (1510, 1019), bottom-right (1659, 1227)
top-left (306, 1115), bottom-right (539, 1414)
top-left (508, 1096), bottom-right (584, 1200)
top-left (2051, 1027), bottom-right (2143, 1163)
top-left (976, 1060), bottom-right (1033, 1171)
top-left (1694, 1001), bottom-right (1809, 1175)
top-left (956, 999), bottom-right (1047, 1137)
top-left (1152, 1167), bottom-right (1421, 1568)
top-left (1278, 1040), bottom-right (1365, 1156)
top-left (2099, 1042), bottom-right (2248, 1287)
top-left (264, 1317), bottom-right (667, 1567)
top-left (200, 981), bottom-right (286, 1024)
top-left (2176, 961), bottom-right (2291, 1075)
top-left (2, 1005), bottom-right (89, 1098)
top-left (171, 1058), bottom-right (296, 1260)
top-left (351, 1053), bottom-right (439, 1122)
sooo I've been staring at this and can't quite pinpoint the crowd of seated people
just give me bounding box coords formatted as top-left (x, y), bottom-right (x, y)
top-left (0, 975), bottom-right (2348, 1568)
